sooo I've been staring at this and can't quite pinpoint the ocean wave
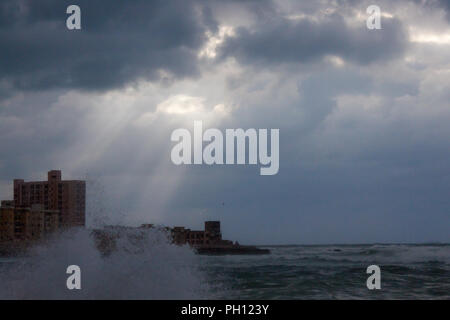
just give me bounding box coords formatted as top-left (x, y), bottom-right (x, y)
top-left (0, 228), bottom-right (211, 300)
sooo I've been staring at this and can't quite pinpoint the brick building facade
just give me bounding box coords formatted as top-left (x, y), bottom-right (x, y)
top-left (170, 221), bottom-right (233, 247)
top-left (13, 170), bottom-right (85, 227)
top-left (0, 205), bottom-right (59, 242)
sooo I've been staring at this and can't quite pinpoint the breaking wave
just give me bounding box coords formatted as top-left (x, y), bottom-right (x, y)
top-left (0, 228), bottom-right (212, 299)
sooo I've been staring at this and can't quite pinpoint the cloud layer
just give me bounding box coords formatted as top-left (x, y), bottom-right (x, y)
top-left (0, 0), bottom-right (449, 244)
top-left (0, 0), bottom-right (212, 92)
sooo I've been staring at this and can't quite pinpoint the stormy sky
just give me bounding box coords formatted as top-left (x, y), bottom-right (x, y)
top-left (0, 0), bottom-right (449, 244)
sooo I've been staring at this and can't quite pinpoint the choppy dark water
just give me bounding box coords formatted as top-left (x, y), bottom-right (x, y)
top-left (201, 244), bottom-right (450, 299)
top-left (0, 234), bottom-right (448, 299)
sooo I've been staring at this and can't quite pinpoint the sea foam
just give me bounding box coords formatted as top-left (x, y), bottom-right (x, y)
top-left (0, 227), bottom-right (210, 299)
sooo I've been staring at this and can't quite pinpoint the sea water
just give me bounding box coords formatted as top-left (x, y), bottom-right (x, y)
top-left (201, 244), bottom-right (450, 299)
top-left (0, 229), bottom-right (448, 299)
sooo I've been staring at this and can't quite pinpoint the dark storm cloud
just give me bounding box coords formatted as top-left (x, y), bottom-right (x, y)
top-left (218, 13), bottom-right (408, 66)
top-left (438, 0), bottom-right (450, 20)
top-left (0, 0), bottom-right (410, 94)
top-left (0, 0), bottom-right (217, 92)
top-left (412, 0), bottom-right (450, 22)
top-left (1, 0), bottom-right (449, 244)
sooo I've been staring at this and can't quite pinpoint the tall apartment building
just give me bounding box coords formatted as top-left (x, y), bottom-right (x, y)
top-left (13, 170), bottom-right (85, 227)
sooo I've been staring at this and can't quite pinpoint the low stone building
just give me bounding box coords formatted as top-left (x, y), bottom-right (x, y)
top-left (170, 221), bottom-right (234, 247)
top-left (0, 204), bottom-right (59, 243)
top-left (0, 207), bottom-right (15, 242)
